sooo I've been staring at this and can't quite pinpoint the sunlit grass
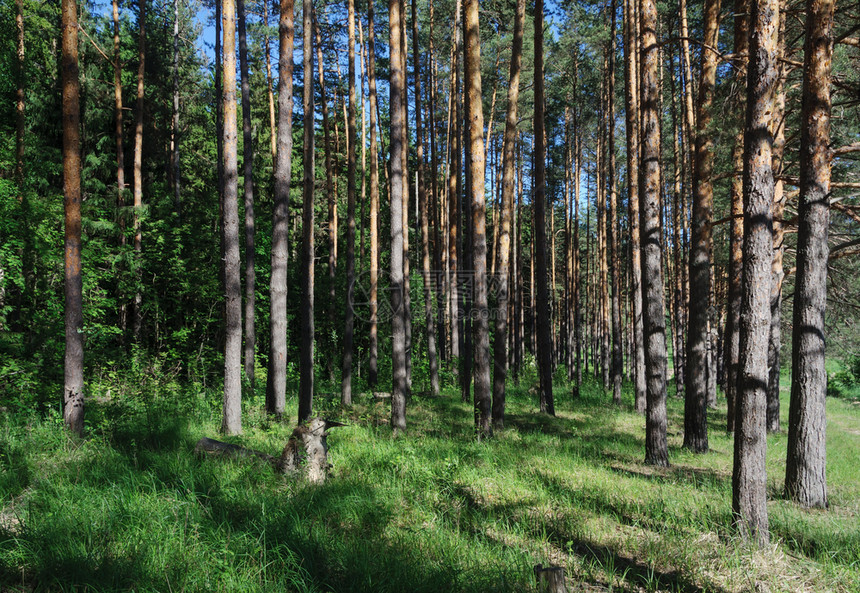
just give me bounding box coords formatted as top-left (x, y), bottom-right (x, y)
top-left (0, 370), bottom-right (858, 592)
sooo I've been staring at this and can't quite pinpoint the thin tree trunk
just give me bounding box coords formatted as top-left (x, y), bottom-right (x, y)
top-left (265, 0), bottom-right (294, 418)
top-left (733, 0), bottom-right (780, 544)
top-left (725, 0), bottom-right (748, 434)
top-left (238, 0), bottom-right (256, 392)
top-left (389, 0), bottom-right (408, 432)
top-left (447, 0), bottom-right (462, 366)
top-left (113, 0), bottom-right (128, 338)
top-left (534, 0), bottom-right (554, 416)
top-left (132, 0), bottom-right (146, 341)
top-left (623, 0), bottom-right (645, 412)
top-left (172, 0), bottom-right (181, 216)
top-left (413, 0), bottom-right (440, 398)
top-left (490, 0), bottom-right (523, 425)
top-left (264, 8), bottom-right (277, 163)
top-left (359, 20), bottom-right (366, 269)
top-left (367, 0), bottom-right (380, 387)
top-left (639, 0), bottom-right (668, 466)
top-left (607, 0), bottom-right (622, 405)
top-left (62, 0), bottom-right (84, 436)
top-left (785, 0), bottom-right (833, 509)
top-left (683, 0), bottom-right (720, 453)
top-left (342, 0), bottom-right (357, 405)
top-left (222, 0), bottom-right (243, 435)
top-left (767, 9), bottom-right (786, 433)
top-left (299, 0), bottom-right (315, 423)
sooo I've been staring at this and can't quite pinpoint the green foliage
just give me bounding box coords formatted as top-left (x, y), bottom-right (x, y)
top-left (1, 377), bottom-right (858, 592)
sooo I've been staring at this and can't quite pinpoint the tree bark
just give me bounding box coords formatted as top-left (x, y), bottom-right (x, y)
top-left (172, 0), bottom-right (181, 216)
top-left (785, 0), bottom-right (833, 509)
top-left (238, 0), bottom-right (255, 392)
top-left (299, 0), bottom-right (315, 423)
top-left (607, 0), bottom-right (623, 405)
top-left (367, 0), bottom-right (380, 387)
top-left (413, 0), bottom-right (440, 398)
top-left (491, 0), bottom-right (523, 425)
top-left (684, 0), bottom-right (720, 453)
top-left (389, 0), bottom-right (408, 432)
top-left (733, 0), bottom-right (780, 544)
top-left (266, 0), bottom-right (294, 418)
top-left (222, 0), bottom-right (243, 435)
top-left (724, 0), bottom-right (749, 434)
top-left (132, 0), bottom-right (146, 342)
top-left (113, 0), bottom-right (128, 338)
top-left (62, 0), bottom-right (84, 436)
top-left (534, 0), bottom-right (554, 416)
top-left (623, 0), bottom-right (645, 412)
top-left (462, 0), bottom-right (489, 435)
top-left (342, 0), bottom-right (357, 405)
top-left (639, 0), bottom-right (668, 466)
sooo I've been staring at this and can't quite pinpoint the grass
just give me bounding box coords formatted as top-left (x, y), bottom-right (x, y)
top-left (0, 371), bottom-right (858, 593)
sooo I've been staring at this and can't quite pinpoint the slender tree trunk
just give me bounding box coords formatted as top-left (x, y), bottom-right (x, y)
top-left (389, 0), bottom-right (408, 432)
top-left (15, 0), bottom-right (25, 201)
top-left (785, 0), bottom-right (833, 509)
top-left (725, 0), bottom-right (749, 434)
top-left (447, 0), bottom-right (462, 366)
top-left (238, 0), bottom-right (256, 392)
top-left (683, 0), bottom-right (720, 453)
top-left (266, 0), bottom-right (295, 418)
top-left (623, 0), bottom-right (645, 412)
top-left (607, 0), bottom-right (622, 405)
top-left (367, 0), bottom-right (380, 387)
top-left (62, 0), bottom-right (84, 436)
top-left (266, 0), bottom-right (294, 418)
top-left (491, 0), bottom-right (523, 425)
top-left (299, 0), bottom-right (315, 423)
top-left (733, 0), bottom-right (780, 544)
top-left (342, 0), bottom-right (357, 405)
top-left (639, 0), bottom-right (668, 466)
top-left (767, 10), bottom-right (786, 433)
top-left (412, 0), bottom-right (439, 398)
top-left (573, 120), bottom-right (582, 394)
top-left (132, 0), bottom-right (146, 341)
top-left (534, 0), bottom-right (554, 416)
top-left (222, 0), bottom-right (243, 435)
top-left (113, 0), bottom-right (128, 337)
top-left (172, 0), bottom-right (181, 216)
top-left (462, 0), bottom-right (489, 434)
top-left (401, 13), bottom-right (412, 397)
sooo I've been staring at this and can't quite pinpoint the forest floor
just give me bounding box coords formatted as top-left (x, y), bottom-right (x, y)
top-left (0, 369), bottom-right (858, 593)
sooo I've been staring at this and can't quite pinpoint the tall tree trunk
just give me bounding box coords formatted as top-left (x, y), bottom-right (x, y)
top-left (113, 0), bottom-right (128, 337)
top-left (299, 0), bottom-right (315, 423)
top-left (491, 0), bottom-right (523, 426)
top-left (623, 0), bottom-right (645, 412)
top-left (639, 0), bottom-right (668, 466)
top-left (15, 0), bottom-right (25, 199)
top-left (401, 12), bottom-right (412, 397)
top-left (607, 0), bottom-right (622, 405)
top-left (413, 0), bottom-right (440, 398)
top-left (447, 0), bottom-right (462, 366)
top-left (238, 0), bottom-right (256, 392)
top-left (314, 13), bottom-right (336, 384)
top-left (132, 0), bottom-right (146, 342)
top-left (389, 0), bottom-right (408, 432)
top-left (342, 0), bottom-right (357, 405)
top-left (534, 0), bottom-right (554, 416)
top-left (785, 0), bottom-right (833, 509)
top-left (367, 0), bottom-right (380, 387)
top-left (683, 0), bottom-right (720, 453)
top-left (733, 0), bottom-right (780, 545)
top-left (767, 10), bottom-right (786, 433)
top-left (462, 0), bottom-right (489, 434)
top-left (62, 0), bottom-right (84, 436)
top-left (172, 0), bottom-right (181, 216)
top-left (266, 0), bottom-right (294, 418)
top-left (573, 117), bottom-right (582, 394)
top-left (724, 0), bottom-right (749, 434)
top-left (222, 0), bottom-right (243, 435)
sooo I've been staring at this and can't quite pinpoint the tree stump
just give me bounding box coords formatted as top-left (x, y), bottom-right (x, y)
top-left (195, 417), bottom-right (344, 483)
top-left (534, 564), bottom-right (567, 593)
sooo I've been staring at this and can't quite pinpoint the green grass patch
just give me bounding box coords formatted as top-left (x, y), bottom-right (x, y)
top-left (1, 373), bottom-right (858, 592)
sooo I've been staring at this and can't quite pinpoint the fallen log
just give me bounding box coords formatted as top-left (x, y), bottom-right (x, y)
top-left (195, 417), bottom-right (345, 483)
